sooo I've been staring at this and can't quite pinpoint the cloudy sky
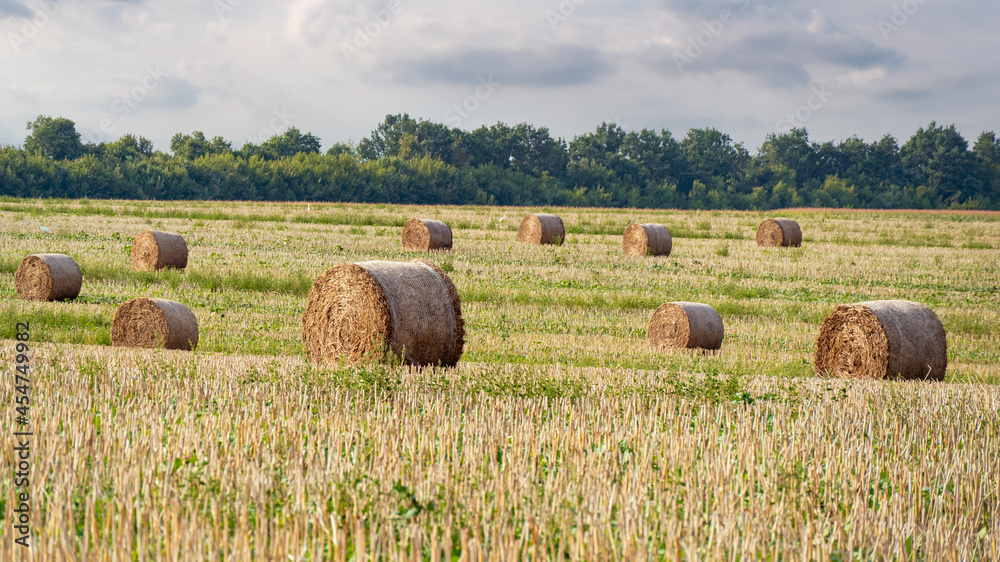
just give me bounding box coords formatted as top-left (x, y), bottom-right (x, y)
top-left (1, 0), bottom-right (997, 153)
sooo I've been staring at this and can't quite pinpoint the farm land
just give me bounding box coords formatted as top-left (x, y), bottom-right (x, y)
top-left (1, 197), bottom-right (999, 559)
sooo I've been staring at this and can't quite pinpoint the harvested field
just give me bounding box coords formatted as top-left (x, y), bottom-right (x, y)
top-left (1, 200), bottom-right (999, 559)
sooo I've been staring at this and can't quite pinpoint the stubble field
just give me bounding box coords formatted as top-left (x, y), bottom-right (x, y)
top-left (1, 198), bottom-right (999, 560)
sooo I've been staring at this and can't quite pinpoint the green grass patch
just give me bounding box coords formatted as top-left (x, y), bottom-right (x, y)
top-left (0, 306), bottom-right (111, 346)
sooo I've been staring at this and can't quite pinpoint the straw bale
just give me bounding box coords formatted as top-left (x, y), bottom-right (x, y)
top-left (111, 297), bottom-right (199, 350)
top-left (648, 302), bottom-right (724, 351)
top-left (401, 219), bottom-right (453, 252)
top-left (302, 260), bottom-right (464, 366)
top-left (756, 218), bottom-right (802, 247)
top-left (15, 253), bottom-right (82, 301)
top-left (623, 223), bottom-right (672, 256)
top-left (517, 213), bottom-right (565, 245)
top-left (814, 300), bottom-right (947, 380)
top-left (131, 230), bottom-right (188, 271)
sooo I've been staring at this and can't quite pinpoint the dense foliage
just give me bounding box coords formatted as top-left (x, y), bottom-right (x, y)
top-left (4, 114), bottom-right (999, 209)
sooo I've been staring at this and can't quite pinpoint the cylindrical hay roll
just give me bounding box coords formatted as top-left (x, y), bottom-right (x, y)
top-left (517, 213), bottom-right (565, 246)
top-left (111, 298), bottom-right (199, 350)
top-left (814, 300), bottom-right (947, 380)
top-left (648, 302), bottom-right (724, 351)
top-left (756, 218), bottom-right (802, 247)
top-left (15, 254), bottom-right (83, 301)
top-left (401, 219), bottom-right (453, 252)
top-left (623, 223), bottom-right (672, 256)
top-left (302, 259), bottom-right (465, 367)
top-left (131, 230), bottom-right (188, 271)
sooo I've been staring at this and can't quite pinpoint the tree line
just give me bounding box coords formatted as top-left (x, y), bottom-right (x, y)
top-left (4, 113), bottom-right (999, 210)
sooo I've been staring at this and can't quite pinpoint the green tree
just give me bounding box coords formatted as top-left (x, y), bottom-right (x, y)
top-left (171, 131), bottom-right (232, 159)
top-left (900, 123), bottom-right (981, 205)
top-left (681, 128), bottom-right (748, 192)
top-left (973, 131), bottom-right (1000, 206)
top-left (255, 127), bottom-right (322, 160)
top-left (25, 115), bottom-right (84, 160)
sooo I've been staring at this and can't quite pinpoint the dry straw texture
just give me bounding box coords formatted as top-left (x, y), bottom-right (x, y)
top-left (814, 300), bottom-right (947, 380)
top-left (648, 302), bottom-right (724, 351)
top-left (131, 229), bottom-right (188, 271)
top-left (401, 218), bottom-right (453, 252)
top-left (302, 260), bottom-right (464, 366)
top-left (623, 223), bottom-right (673, 256)
top-left (756, 218), bottom-right (802, 247)
top-left (517, 213), bottom-right (565, 245)
top-left (14, 253), bottom-right (82, 301)
top-left (111, 297), bottom-right (199, 350)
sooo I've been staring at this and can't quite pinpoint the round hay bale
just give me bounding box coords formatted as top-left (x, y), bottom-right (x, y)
top-left (111, 298), bottom-right (199, 351)
top-left (131, 230), bottom-right (188, 271)
top-left (14, 254), bottom-right (83, 302)
top-left (517, 213), bottom-right (565, 246)
top-left (623, 223), bottom-right (672, 256)
top-left (302, 259), bottom-right (464, 367)
top-left (814, 300), bottom-right (947, 380)
top-left (648, 302), bottom-right (724, 351)
top-left (756, 218), bottom-right (802, 247)
top-left (401, 218), bottom-right (453, 252)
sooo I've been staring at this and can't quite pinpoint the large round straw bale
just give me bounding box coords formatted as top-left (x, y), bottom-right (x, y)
top-left (623, 223), bottom-right (672, 256)
top-left (756, 218), bottom-right (802, 247)
top-left (15, 254), bottom-right (83, 302)
top-left (131, 230), bottom-right (188, 271)
top-left (648, 302), bottom-right (724, 351)
top-left (517, 213), bottom-right (565, 246)
top-left (814, 300), bottom-right (947, 380)
top-left (302, 259), bottom-right (464, 366)
top-left (111, 298), bottom-right (199, 350)
top-left (401, 218), bottom-right (453, 252)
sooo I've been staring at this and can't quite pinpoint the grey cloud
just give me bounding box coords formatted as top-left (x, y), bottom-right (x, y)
top-left (147, 78), bottom-right (200, 110)
top-left (0, 0), bottom-right (31, 19)
top-left (377, 46), bottom-right (611, 87)
top-left (655, 16), bottom-right (904, 87)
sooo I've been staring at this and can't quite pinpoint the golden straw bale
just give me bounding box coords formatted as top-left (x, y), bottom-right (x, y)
top-left (623, 223), bottom-right (672, 256)
top-left (15, 254), bottom-right (83, 302)
top-left (111, 298), bottom-right (199, 350)
top-left (814, 300), bottom-right (947, 380)
top-left (517, 213), bottom-right (565, 245)
top-left (302, 260), bottom-right (464, 366)
top-left (648, 302), bottom-right (724, 351)
top-left (131, 230), bottom-right (188, 271)
top-left (756, 218), bottom-right (802, 247)
top-left (401, 219), bottom-right (453, 252)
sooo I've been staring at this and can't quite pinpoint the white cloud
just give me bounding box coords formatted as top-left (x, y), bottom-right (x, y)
top-left (0, 0), bottom-right (996, 152)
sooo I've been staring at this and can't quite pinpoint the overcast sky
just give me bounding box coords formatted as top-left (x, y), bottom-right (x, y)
top-left (2, 0), bottom-right (997, 154)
